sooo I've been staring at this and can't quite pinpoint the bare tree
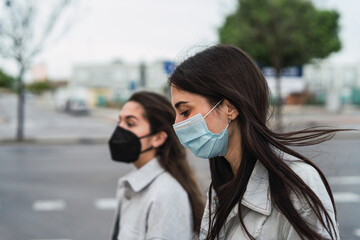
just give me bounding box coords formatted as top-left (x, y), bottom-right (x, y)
top-left (0, 0), bottom-right (71, 141)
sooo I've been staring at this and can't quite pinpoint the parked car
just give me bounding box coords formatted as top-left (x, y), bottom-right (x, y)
top-left (65, 99), bottom-right (89, 115)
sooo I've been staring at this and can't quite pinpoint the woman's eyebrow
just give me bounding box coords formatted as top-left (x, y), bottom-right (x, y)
top-left (119, 115), bottom-right (139, 121)
top-left (126, 115), bottom-right (139, 121)
top-left (174, 101), bottom-right (189, 109)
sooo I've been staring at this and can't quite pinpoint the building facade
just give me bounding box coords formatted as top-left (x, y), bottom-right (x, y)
top-left (69, 61), bottom-right (170, 107)
top-left (304, 61), bottom-right (360, 110)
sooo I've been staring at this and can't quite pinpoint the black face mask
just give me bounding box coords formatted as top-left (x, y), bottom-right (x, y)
top-left (108, 126), bottom-right (154, 163)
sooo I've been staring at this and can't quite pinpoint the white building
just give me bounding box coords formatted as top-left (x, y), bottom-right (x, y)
top-left (69, 61), bottom-right (171, 107)
top-left (304, 61), bottom-right (360, 110)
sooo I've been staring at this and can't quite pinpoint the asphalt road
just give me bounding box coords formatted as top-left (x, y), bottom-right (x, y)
top-left (0, 137), bottom-right (360, 240)
top-left (1, 93), bottom-right (360, 239)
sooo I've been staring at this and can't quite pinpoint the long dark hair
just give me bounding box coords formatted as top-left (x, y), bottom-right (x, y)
top-left (169, 44), bottom-right (343, 240)
top-left (129, 91), bottom-right (204, 233)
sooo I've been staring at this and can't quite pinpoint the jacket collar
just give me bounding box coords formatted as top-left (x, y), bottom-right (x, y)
top-left (241, 160), bottom-right (272, 216)
top-left (119, 158), bottom-right (165, 192)
top-left (215, 160), bottom-right (272, 220)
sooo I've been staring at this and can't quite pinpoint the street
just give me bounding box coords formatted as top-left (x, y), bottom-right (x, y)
top-left (1, 139), bottom-right (360, 240)
top-left (1, 93), bottom-right (360, 239)
top-left (0, 94), bottom-right (117, 142)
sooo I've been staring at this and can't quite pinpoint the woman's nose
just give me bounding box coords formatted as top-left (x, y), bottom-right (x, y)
top-left (118, 121), bottom-right (126, 128)
top-left (174, 115), bottom-right (181, 124)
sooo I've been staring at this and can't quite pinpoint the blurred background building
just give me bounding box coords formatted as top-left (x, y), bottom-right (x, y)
top-left (28, 58), bottom-right (360, 114)
top-left (304, 61), bottom-right (360, 110)
top-left (66, 60), bottom-right (170, 108)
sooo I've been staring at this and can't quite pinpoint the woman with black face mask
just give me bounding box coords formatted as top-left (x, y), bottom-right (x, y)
top-left (108, 91), bottom-right (204, 240)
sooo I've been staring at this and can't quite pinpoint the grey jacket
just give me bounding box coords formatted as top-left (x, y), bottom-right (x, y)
top-left (199, 157), bottom-right (339, 240)
top-left (111, 158), bottom-right (193, 240)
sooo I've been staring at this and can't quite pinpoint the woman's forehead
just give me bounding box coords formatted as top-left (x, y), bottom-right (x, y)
top-left (171, 86), bottom-right (207, 107)
top-left (120, 101), bottom-right (145, 118)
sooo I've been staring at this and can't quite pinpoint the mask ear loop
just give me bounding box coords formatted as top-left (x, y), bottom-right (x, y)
top-left (204, 99), bottom-right (224, 119)
top-left (140, 146), bottom-right (154, 153)
top-left (225, 118), bottom-right (232, 130)
top-left (139, 132), bottom-right (155, 153)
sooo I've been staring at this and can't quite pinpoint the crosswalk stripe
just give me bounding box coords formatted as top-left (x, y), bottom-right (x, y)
top-left (333, 192), bottom-right (360, 203)
top-left (95, 198), bottom-right (117, 210)
top-left (354, 228), bottom-right (360, 237)
top-left (33, 200), bottom-right (66, 211)
top-left (329, 176), bottom-right (360, 185)
top-left (28, 239), bottom-right (71, 240)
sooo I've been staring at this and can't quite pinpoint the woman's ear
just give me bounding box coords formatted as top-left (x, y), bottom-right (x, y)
top-left (151, 131), bottom-right (168, 148)
top-left (223, 99), bottom-right (239, 120)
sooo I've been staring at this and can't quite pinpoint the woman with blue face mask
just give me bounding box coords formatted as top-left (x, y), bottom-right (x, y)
top-left (169, 45), bottom-right (345, 240)
top-left (108, 91), bottom-right (204, 240)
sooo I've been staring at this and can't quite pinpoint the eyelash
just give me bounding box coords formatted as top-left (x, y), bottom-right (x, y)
top-left (118, 119), bottom-right (135, 128)
top-left (180, 110), bottom-right (189, 117)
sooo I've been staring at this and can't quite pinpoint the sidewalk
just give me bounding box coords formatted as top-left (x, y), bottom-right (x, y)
top-left (281, 105), bottom-right (360, 129)
top-left (280, 105), bottom-right (360, 139)
top-left (1, 93), bottom-right (359, 144)
top-left (0, 94), bottom-right (120, 144)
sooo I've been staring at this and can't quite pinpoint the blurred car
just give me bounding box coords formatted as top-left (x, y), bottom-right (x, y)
top-left (65, 99), bottom-right (89, 115)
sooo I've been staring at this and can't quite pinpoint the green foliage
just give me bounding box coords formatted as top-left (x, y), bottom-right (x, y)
top-left (26, 81), bottom-right (53, 95)
top-left (219, 0), bottom-right (341, 70)
top-left (0, 69), bottom-right (15, 90)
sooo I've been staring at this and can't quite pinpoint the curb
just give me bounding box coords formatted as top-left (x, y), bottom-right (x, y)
top-left (0, 137), bottom-right (108, 145)
top-left (332, 131), bottom-right (360, 140)
top-left (1, 132), bottom-right (358, 146)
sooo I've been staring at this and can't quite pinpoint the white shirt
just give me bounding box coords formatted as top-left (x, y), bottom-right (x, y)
top-left (111, 158), bottom-right (193, 240)
top-left (199, 156), bottom-right (340, 240)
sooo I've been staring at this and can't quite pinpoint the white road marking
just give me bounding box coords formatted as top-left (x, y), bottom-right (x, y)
top-left (33, 200), bottom-right (66, 211)
top-left (354, 228), bottom-right (360, 237)
top-left (95, 198), bottom-right (117, 210)
top-left (329, 176), bottom-right (360, 185)
top-left (28, 239), bottom-right (71, 240)
top-left (333, 192), bottom-right (360, 203)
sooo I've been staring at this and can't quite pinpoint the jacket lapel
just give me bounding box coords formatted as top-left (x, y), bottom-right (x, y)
top-left (224, 161), bottom-right (272, 239)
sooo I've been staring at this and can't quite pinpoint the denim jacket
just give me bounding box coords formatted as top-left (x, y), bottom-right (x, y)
top-left (111, 158), bottom-right (193, 240)
top-left (199, 156), bottom-right (339, 240)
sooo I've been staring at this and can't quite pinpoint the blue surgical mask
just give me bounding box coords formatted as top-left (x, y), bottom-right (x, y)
top-left (173, 99), bottom-right (231, 159)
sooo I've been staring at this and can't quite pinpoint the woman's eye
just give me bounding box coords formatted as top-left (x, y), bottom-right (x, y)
top-left (180, 110), bottom-right (189, 117)
top-left (127, 122), bottom-right (135, 127)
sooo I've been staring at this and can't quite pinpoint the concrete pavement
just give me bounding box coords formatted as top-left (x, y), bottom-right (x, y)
top-left (0, 93), bottom-right (359, 144)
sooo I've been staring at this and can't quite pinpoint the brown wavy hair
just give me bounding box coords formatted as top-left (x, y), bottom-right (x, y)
top-left (129, 91), bottom-right (205, 234)
top-left (169, 44), bottom-right (346, 240)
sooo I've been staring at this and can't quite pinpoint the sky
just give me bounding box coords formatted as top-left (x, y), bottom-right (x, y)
top-left (1, 0), bottom-right (359, 80)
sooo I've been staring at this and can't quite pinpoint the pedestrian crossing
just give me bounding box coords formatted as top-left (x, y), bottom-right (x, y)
top-left (333, 192), bottom-right (360, 203)
top-left (17, 192), bottom-right (359, 213)
top-left (33, 200), bottom-right (66, 211)
top-left (328, 175), bottom-right (360, 203)
top-left (95, 198), bottom-right (117, 210)
top-left (28, 198), bottom-right (117, 211)
top-left (0, 175), bottom-right (359, 213)
top-left (354, 229), bottom-right (360, 237)
top-left (28, 239), bottom-right (71, 240)
top-left (329, 176), bottom-right (360, 185)
top-left (1, 175), bottom-right (359, 240)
